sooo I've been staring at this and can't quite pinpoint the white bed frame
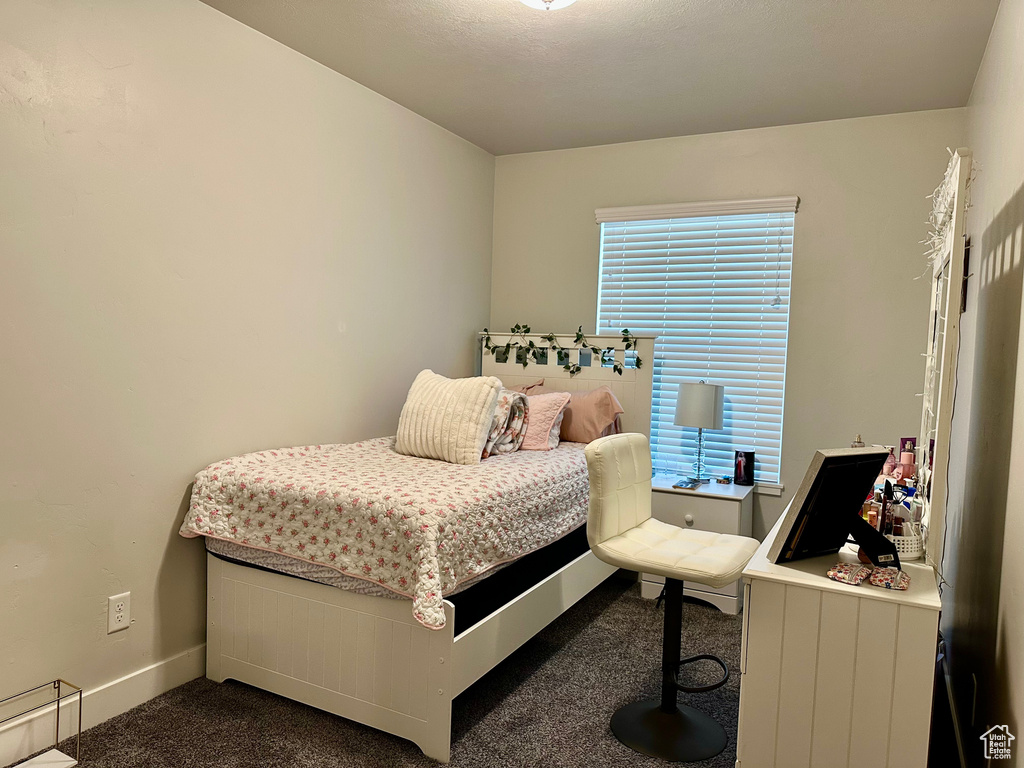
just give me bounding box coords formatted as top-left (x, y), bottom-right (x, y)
top-left (205, 332), bottom-right (655, 762)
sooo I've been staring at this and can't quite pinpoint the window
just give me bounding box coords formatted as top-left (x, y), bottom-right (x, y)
top-left (595, 197), bottom-right (798, 486)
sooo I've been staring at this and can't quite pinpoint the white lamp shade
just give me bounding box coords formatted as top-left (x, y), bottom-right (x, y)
top-left (674, 382), bottom-right (724, 430)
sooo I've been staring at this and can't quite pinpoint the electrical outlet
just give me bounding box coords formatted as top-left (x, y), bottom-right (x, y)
top-left (107, 592), bottom-right (131, 634)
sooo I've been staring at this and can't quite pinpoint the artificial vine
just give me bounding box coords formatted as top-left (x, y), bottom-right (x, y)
top-left (481, 324), bottom-right (643, 377)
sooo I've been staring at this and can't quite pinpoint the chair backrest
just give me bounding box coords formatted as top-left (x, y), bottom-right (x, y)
top-left (584, 433), bottom-right (653, 548)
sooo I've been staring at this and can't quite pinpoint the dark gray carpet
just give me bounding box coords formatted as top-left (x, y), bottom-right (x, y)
top-left (60, 579), bottom-right (742, 767)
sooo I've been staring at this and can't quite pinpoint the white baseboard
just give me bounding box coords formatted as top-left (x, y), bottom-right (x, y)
top-left (0, 644), bottom-right (205, 768)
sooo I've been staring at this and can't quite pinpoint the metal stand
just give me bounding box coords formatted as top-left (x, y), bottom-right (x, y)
top-left (0, 679), bottom-right (82, 767)
top-left (610, 579), bottom-right (728, 762)
top-left (687, 427), bottom-right (713, 484)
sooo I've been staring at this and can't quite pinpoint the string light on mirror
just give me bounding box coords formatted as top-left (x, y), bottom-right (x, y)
top-left (519, 0), bottom-right (577, 9)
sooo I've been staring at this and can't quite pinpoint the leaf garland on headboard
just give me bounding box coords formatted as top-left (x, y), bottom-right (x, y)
top-left (481, 324), bottom-right (643, 377)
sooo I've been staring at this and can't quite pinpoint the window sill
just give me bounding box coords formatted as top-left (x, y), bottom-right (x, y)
top-left (755, 483), bottom-right (784, 497)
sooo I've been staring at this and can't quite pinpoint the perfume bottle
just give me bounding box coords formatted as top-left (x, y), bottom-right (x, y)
top-left (895, 451), bottom-right (917, 482)
top-left (882, 448), bottom-right (897, 477)
top-left (851, 434), bottom-right (866, 448)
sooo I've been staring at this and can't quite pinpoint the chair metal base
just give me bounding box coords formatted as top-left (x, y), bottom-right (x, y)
top-left (611, 577), bottom-right (730, 762)
top-left (610, 698), bottom-right (727, 762)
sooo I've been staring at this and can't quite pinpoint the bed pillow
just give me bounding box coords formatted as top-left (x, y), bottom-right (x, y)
top-left (506, 378), bottom-right (547, 396)
top-left (520, 392), bottom-right (572, 451)
top-left (395, 370), bottom-right (502, 465)
top-left (530, 385), bottom-right (625, 443)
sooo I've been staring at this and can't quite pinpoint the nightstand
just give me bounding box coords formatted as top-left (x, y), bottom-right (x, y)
top-left (639, 476), bottom-right (755, 614)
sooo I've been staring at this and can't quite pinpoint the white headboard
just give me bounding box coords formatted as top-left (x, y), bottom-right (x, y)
top-left (478, 332), bottom-right (656, 437)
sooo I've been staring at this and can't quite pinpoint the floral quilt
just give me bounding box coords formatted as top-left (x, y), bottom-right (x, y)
top-left (179, 437), bottom-right (588, 629)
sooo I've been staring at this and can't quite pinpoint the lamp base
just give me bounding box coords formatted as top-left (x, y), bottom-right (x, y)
top-left (687, 476), bottom-right (713, 485)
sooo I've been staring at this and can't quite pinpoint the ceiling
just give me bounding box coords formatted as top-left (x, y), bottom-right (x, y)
top-left (201, 0), bottom-right (1000, 155)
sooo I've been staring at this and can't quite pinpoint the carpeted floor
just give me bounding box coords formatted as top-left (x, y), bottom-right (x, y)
top-left (57, 579), bottom-right (742, 767)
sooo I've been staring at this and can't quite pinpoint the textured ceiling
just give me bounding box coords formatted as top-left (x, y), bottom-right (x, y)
top-left (201, 0), bottom-right (999, 155)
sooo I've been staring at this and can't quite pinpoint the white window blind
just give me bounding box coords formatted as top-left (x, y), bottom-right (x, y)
top-left (596, 200), bottom-right (796, 484)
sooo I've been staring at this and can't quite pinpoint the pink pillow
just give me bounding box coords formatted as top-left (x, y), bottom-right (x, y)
top-left (520, 392), bottom-right (571, 451)
top-left (528, 385), bottom-right (624, 443)
top-left (507, 378), bottom-right (546, 396)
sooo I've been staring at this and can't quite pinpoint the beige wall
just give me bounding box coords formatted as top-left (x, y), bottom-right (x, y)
top-left (945, 0), bottom-right (1024, 753)
top-left (0, 0), bottom-right (493, 698)
top-left (492, 110), bottom-right (966, 537)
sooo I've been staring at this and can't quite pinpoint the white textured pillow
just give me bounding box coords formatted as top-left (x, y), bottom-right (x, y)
top-left (395, 370), bottom-right (502, 465)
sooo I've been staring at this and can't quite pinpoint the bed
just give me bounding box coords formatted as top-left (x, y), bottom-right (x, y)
top-left (190, 332), bottom-right (655, 762)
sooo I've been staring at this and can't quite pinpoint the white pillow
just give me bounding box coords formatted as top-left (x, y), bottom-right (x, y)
top-left (395, 370), bottom-right (502, 465)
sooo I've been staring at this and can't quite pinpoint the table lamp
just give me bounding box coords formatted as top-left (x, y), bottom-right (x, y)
top-left (674, 381), bottom-right (724, 483)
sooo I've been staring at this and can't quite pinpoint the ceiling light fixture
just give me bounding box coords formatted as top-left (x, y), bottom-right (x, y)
top-left (519, 0), bottom-right (577, 10)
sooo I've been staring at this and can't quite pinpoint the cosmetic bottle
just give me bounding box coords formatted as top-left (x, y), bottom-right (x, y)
top-left (882, 449), bottom-right (897, 477)
top-left (898, 451), bottom-right (917, 480)
top-left (910, 497), bottom-right (924, 523)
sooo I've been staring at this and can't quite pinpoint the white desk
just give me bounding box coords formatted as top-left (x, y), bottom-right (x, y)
top-left (735, 514), bottom-right (940, 768)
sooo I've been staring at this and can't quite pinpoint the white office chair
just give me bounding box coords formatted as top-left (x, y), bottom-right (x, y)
top-left (585, 433), bottom-right (759, 762)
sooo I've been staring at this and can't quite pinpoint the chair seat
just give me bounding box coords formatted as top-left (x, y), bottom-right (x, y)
top-left (593, 518), bottom-right (760, 588)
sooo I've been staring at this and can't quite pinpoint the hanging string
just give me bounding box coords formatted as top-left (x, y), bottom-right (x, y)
top-left (771, 215), bottom-right (783, 308)
top-left (707, 216), bottom-right (718, 380)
